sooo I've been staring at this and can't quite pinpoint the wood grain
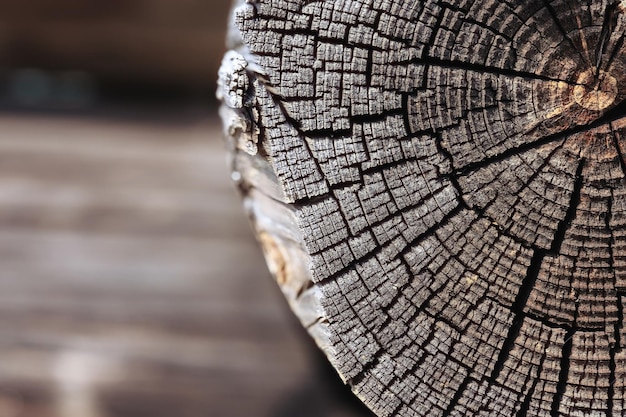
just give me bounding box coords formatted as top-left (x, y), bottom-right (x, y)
top-left (220, 1), bottom-right (626, 416)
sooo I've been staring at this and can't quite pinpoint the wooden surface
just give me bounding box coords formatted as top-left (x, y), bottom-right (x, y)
top-left (221, 1), bottom-right (626, 416)
top-left (0, 108), bottom-right (371, 417)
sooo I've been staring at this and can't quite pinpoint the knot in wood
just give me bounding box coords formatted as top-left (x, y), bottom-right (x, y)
top-left (574, 70), bottom-right (618, 111)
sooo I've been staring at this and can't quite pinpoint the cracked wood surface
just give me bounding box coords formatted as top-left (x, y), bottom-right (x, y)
top-left (219, 1), bottom-right (626, 416)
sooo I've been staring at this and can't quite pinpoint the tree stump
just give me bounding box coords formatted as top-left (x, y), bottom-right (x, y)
top-left (218, 1), bottom-right (626, 416)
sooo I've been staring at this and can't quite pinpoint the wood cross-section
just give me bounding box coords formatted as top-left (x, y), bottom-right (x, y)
top-left (219, 1), bottom-right (626, 416)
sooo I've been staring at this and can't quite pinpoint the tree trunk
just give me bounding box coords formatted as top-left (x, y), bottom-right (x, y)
top-left (218, 1), bottom-right (626, 416)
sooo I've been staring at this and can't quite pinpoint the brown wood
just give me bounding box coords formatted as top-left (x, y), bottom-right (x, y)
top-left (219, 1), bottom-right (626, 416)
top-left (0, 0), bottom-right (231, 88)
top-left (0, 110), bottom-right (374, 417)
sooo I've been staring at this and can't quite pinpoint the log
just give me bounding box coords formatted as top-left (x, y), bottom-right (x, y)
top-left (218, 1), bottom-right (626, 416)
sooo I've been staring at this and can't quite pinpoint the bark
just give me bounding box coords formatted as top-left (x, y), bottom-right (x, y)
top-left (218, 1), bottom-right (626, 416)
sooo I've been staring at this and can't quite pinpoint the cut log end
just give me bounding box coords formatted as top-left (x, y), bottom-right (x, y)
top-left (219, 1), bottom-right (626, 416)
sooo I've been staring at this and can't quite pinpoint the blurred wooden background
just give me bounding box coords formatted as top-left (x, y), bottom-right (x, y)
top-left (0, 2), bottom-right (375, 416)
top-left (0, 0), bottom-right (376, 417)
top-left (0, 109), bottom-right (373, 417)
top-left (0, 0), bottom-right (231, 94)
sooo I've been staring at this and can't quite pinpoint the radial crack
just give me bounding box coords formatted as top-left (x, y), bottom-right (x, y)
top-left (607, 191), bottom-right (620, 417)
top-left (442, 376), bottom-right (472, 417)
top-left (596, 2), bottom-right (621, 74)
top-left (550, 328), bottom-right (575, 417)
top-left (489, 250), bottom-right (543, 383)
top-left (490, 159), bottom-right (585, 383)
top-left (610, 123), bottom-right (626, 179)
top-left (411, 56), bottom-right (578, 85)
top-left (516, 348), bottom-right (548, 417)
top-left (454, 100), bottom-right (626, 177)
top-left (550, 159), bottom-right (585, 253)
top-left (541, 0), bottom-right (592, 68)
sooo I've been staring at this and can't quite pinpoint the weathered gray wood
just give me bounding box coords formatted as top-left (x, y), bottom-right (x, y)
top-left (219, 1), bottom-right (626, 416)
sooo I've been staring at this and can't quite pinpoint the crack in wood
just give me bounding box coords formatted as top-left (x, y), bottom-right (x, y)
top-left (550, 327), bottom-right (575, 417)
top-left (596, 2), bottom-right (621, 75)
top-left (607, 190), bottom-right (620, 417)
top-left (223, 1), bottom-right (626, 415)
top-left (454, 99), bottom-right (626, 177)
top-left (540, 0), bottom-right (593, 68)
top-left (490, 158), bottom-right (585, 385)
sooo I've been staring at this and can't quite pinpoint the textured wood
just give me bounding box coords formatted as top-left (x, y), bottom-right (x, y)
top-left (219, 1), bottom-right (626, 417)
